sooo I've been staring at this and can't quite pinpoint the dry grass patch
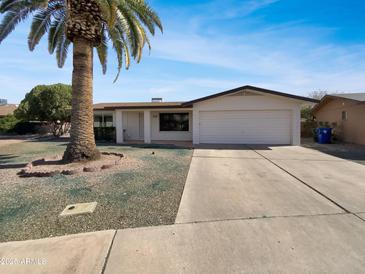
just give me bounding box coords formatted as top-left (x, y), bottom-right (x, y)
top-left (0, 138), bottom-right (192, 242)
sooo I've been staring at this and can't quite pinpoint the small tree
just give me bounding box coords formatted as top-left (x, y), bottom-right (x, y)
top-left (15, 84), bottom-right (72, 137)
top-left (309, 90), bottom-right (327, 100)
top-left (300, 90), bottom-right (326, 138)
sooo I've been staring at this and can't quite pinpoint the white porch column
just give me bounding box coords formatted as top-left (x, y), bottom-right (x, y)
top-left (192, 108), bottom-right (200, 144)
top-left (292, 106), bottom-right (301, 146)
top-left (144, 110), bottom-right (151, 143)
top-left (115, 110), bottom-right (124, 144)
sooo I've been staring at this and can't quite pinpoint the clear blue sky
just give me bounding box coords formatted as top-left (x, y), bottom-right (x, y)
top-left (1, 0), bottom-right (365, 104)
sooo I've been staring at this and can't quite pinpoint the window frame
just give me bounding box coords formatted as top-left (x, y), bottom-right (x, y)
top-left (341, 110), bottom-right (348, 121)
top-left (94, 114), bottom-right (103, 128)
top-left (159, 112), bottom-right (190, 132)
top-left (94, 112), bottom-right (114, 128)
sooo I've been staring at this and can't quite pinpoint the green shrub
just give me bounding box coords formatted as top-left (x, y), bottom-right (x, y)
top-left (13, 121), bottom-right (41, 135)
top-left (94, 127), bottom-right (116, 142)
top-left (0, 115), bottom-right (20, 133)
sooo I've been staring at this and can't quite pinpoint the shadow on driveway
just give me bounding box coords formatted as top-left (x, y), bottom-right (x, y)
top-left (194, 144), bottom-right (279, 150)
top-left (302, 138), bottom-right (365, 165)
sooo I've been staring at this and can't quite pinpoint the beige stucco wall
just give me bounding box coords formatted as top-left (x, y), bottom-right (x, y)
top-left (314, 98), bottom-right (365, 145)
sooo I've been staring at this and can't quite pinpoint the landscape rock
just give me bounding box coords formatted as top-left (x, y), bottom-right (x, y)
top-left (62, 170), bottom-right (79, 176)
top-left (32, 159), bottom-right (45, 166)
top-left (83, 167), bottom-right (98, 173)
top-left (101, 164), bottom-right (114, 170)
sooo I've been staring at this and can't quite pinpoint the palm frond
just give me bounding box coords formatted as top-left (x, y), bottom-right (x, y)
top-left (28, 1), bottom-right (65, 50)
top-left (108, 28), bottom-right (124, 82)
top-left (0, 0), bottom-right (24, 12)
top-left (28, 10), bottom-right (52, 50)
top-left (125, 0), bottom-right (163, 34)
top-left (0, 8), bottom-right (30, 43)
top-left (0, 0), bottom-right (47, 13)
top-left (0, 0), bottom-right (163, 81)
top-left (115, 5), bottom-right (144, 60)
top-left (96, 0), bottom-right (118, 27)
top-left (0, 0), bottom-right (50, 44)
top-left (96, 25), bottom-right (108, 74)
top-left (48, 14), bottom-right (66, 54)
top-left (56, 32), bottom-right (70, 68)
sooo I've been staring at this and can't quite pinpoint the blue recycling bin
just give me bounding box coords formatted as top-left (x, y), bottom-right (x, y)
top-left (316, 128), bottom-right (332, 144)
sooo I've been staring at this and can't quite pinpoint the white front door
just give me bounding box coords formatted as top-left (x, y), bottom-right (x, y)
top-left (123, 112), bottom-right (144, 140)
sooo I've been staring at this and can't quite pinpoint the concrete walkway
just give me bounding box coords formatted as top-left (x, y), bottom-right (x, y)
top-left (1, 146), bottom-right (365, 273)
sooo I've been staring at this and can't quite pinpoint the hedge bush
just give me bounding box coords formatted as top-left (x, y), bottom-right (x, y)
top-left (13, 121), bottom-right (41, 135)
top-left (0, 115), bottom-right (20, 133)
top-left (94, 127), bottom-right (116, 142)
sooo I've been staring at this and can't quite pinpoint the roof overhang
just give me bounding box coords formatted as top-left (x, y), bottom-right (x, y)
top-left (93, 85), bottom-right (320, 111)
top-left (102, 105), bottom-right (190, 110)
top-left (181, 85), bottom-right (319, 106)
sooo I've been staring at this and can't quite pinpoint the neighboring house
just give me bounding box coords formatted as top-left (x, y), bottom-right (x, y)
top-left (93, 85), bottom-right (318, 146)
top-left (0, 103), bottom-right (17, 118)
top-left (312, 93), bottom-right (365, 145)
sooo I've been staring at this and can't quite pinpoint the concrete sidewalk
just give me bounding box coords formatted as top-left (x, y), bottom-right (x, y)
top-left (104, 214), bottom-right (365, 274)
top-left (2, 214), bottom-right (365, 274)
top-left (0, 230), bottom-right (115, 274)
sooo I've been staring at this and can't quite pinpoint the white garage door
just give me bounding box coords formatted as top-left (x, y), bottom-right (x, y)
top-left (199, 110), bottom-right (292, 144)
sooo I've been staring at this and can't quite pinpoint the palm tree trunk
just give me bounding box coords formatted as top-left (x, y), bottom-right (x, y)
top-left (63, 37), bottom-right (100, 162)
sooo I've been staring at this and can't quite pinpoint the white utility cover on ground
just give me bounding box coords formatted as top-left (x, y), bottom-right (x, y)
top-left (60, 202), bottom-right (98, 217)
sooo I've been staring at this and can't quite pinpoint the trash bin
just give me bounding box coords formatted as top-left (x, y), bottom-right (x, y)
top-left (316, 127), bottom-right (332, 144)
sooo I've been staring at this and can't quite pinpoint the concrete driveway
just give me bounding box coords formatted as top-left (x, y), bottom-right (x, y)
top-left (106, 146), bottom-right (365, 273)
top-left (2, 146), bottom-right (365, 273)
top-left (176, 146), bottom-right (365, 223)
top-left (176, 148), bottom-right (342, 223)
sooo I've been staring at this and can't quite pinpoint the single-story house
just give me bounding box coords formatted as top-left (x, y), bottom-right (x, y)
top-left (0, 103), bottom-right (17, 118)
top-left (312, 93), bottom-right (365, 145)
top-left (93, 85), bottom-right (318, 146)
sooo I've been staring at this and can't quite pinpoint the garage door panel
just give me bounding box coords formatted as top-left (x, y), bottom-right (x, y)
top-left (199, 110), bottom-right (291, 144)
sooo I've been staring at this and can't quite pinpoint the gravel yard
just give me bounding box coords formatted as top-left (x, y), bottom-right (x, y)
top-left (0, 137), bottom-right (192, 242)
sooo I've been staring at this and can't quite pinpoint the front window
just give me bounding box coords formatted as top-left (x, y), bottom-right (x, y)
top-left (159, 113), bottom-right (189, 131)
top-left (104, 115), bottom-right (113, 127)
top-left (94, 113), bottom-right (113, 127)
top-left (342, 111), bottom-right (347, 121)
top-left (94, 115), bottom-right (103, 127)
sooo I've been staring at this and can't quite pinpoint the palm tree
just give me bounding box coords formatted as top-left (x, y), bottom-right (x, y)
top-left (0, 0), bottom-right (162, 162)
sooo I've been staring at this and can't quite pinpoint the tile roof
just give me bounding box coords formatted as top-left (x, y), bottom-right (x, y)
top-left (312, 93), bottom-right (365, 113)
top-left (0, 104), bottom-right (17, 117)
top-left (329, 93), bottom-right (365, 102)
